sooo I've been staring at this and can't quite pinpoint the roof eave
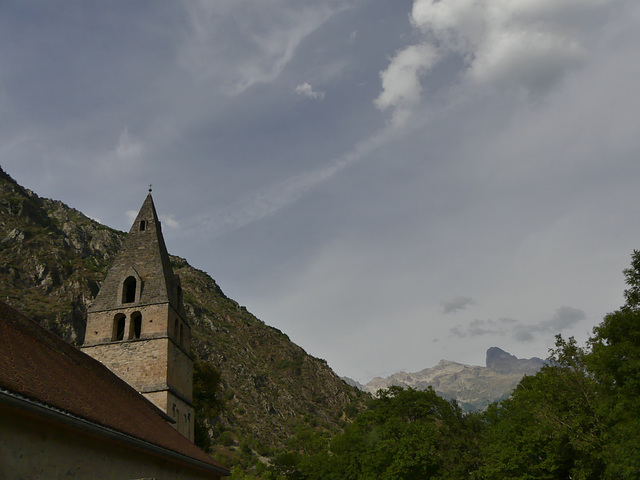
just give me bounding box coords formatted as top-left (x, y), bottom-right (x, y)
top-left (0, 389), bottom-right (230, 477)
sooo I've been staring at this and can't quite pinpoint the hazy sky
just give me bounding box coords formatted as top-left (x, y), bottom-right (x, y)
top-left (3, 0), bottom-right (640, 382)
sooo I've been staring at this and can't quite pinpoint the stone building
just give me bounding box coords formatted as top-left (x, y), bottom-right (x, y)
top-left (0, 192), bottom-right (229, 478)
top-left (82, 192), bottom-right (195, 441)
top-left (0, 300), bottom-right (229, 479)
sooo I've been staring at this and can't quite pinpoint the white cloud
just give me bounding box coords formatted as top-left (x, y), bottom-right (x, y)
top-left (184, 127), bottom-right (397, 237)
top-left (376, 0), bottom-right (622, 123)
top-left (374, 43), bottom-right (440, 126)
top-left (295, 82), bottom-right (325, 100)
top-left (182, 1), bottom-right (347, 94)
top-left (90, 128), bottom-right (146, 180)
top-left (160, 214), bottom-right (180, 229)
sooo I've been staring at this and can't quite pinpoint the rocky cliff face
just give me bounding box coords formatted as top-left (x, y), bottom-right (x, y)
top-left (0, 168), bottom-right (123, 343)
top-left (361, 348), bottom-right (544, 412)
top-left (485, 346), bottom-right (544, 375)
top-left (0, 167), bottom-right (366, 459)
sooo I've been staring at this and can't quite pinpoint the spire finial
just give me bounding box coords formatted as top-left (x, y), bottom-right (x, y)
top-left (148, 184), bottom-right (153, 193)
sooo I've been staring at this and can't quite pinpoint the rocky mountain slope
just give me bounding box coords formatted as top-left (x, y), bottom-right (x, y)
top-left (0, 167), bottom-right (366, 464)
top-left (360, 347), bottom-right (544, 411)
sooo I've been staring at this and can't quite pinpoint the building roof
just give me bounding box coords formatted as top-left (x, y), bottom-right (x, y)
top-left (88, 193), bottom-right (183, 315)
top-left (0, 300), bottom-right (228, 476)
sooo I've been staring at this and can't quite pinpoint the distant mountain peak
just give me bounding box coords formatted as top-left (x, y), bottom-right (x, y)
top-left (486, 347), bottom-right (545, 375)
top-left (360, 347), bottom-right (545, 412)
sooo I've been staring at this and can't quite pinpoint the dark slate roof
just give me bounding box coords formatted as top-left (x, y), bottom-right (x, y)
top-left (0, 301), bottom-right (228, 476)
top-left (89, 193), bottom-right (182, 314)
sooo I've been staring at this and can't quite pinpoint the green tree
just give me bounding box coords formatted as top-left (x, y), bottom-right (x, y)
top-left (479, 336), bottom-right (603, 479)
top-left (586, 250), bottom-right (640, 477)
top-left (275, 386), bottom-right (481, 480)
top-left (621, 249), bottom-right (640, 308)
top-left (192, 360), bottom-right (223, 451)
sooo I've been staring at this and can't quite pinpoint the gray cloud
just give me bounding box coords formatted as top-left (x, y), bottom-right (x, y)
top-left (440, 296), bottom-right (477, 314)
top-left (451, 308), bottom-right (586, 342)
top-left (450, 318), bottom-right (513, 338)
top-left (542, 306), bottom-right (586, 331)
top-left (1, 0), bottom-right (638, 383)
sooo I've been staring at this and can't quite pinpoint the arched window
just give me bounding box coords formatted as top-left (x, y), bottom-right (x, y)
top-left (180, 323), bottom-right (184, 346)
top-left (139, 220), bottom-right (146, 231)
top-left (122, 276), bottom-right (137, 303)
top-left (113, 314), bottom-right (126, 341)
top-left (174, 318), bottom-right (179, 339)
top-left (130, 312), bottom-right (142, 339)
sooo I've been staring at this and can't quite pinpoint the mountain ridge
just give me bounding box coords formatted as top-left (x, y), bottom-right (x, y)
top-left (0, 166), bottom-right (366, 468)
top-left (350, 347), bottom-right (544, 411)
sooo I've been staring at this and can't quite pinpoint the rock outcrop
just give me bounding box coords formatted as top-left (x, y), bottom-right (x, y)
top-left (486, 346), bottom-right (544, 375)
top-left (362, 348), bottom-right (544, 411)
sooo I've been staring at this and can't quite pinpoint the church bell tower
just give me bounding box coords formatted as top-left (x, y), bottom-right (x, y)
top-left (82, 192), bottom-right (194, 441)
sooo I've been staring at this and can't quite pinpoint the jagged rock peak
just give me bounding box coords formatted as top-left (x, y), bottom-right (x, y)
top-left (486, 347), bottom-right (544, 375)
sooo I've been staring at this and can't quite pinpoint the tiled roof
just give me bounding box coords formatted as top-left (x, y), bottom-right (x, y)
top-left (0, 301), bottom-right (228, 476)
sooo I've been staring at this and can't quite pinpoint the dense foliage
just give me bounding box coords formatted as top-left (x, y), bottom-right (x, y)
top-left (259, 252), bottom-right (640, 479)
top-left (193, 360), bottom-right (224, 451)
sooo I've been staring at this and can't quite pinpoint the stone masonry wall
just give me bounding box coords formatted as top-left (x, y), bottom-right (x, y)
top-left (145, 390), bottom-right (195, 442)
top-left (168, 338), bottom-right (193, 403)
top-left (81, 338), bottom-right (169, 393)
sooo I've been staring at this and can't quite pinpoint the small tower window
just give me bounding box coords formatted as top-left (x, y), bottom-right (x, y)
top-left (113, 314), bottom-right (126, 341)
top-left (174, 318), bottom-right (179, 339)
top-left (180, 323), bottom-right (184, 346)
top-left (139, 220), bottom-right (147, 231)
top-left (122, 276), bottom-right (137, 303)
top-left (130, 312), bottom-right (142, 339)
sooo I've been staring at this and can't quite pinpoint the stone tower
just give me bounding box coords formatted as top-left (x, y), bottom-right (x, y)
top-left (82, 193), bottom-right (194, 441)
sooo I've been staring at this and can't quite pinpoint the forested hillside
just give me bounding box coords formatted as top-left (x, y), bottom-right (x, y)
top-left (0, 167), bottom-right (366, 476)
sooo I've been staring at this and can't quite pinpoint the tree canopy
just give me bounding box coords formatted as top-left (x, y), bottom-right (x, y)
top-left (258, 251), bottom-right (640, 480)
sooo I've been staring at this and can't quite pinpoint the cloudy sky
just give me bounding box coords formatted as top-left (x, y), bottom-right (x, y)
top-left (3, 0), bottom-right (640, 382)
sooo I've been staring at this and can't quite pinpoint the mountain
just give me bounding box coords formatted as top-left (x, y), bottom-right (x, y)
top-left (485, 346), bottom-right (545, 375)
top-left (0, 167), bottom-right (366, 466)
top-left (361, 347), bottom-right (544, 412)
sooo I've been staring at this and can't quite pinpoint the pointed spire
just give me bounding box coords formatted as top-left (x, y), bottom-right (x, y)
top-left (89, 193), bottom-right (183, 315)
